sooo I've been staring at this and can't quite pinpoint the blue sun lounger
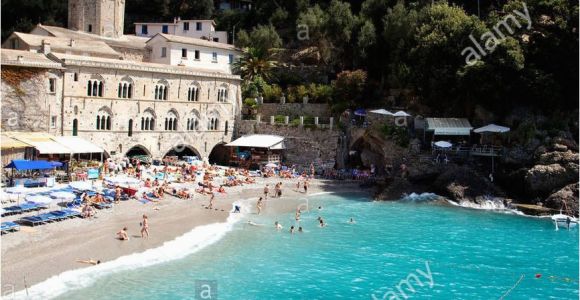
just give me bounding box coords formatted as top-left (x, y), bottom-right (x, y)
top-left (19, 215), bottom-right (49, 226)
top-left (50, 209), bottom-right (81, 219)
top-left (1, 202), bottom-right (46, 216)
top-left (1, 222), bottom-right (20, 233)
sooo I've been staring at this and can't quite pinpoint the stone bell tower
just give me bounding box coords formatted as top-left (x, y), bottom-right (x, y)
top-left (68, 0), bottom-right (125, 38)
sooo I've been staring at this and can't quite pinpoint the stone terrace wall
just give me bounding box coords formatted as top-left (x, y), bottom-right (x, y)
top-left (258, 103), bottom-right (331, 118)
top-left (236, 120), bottom-right (339, 170)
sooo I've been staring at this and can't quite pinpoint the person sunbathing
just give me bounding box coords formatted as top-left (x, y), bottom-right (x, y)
top-left (81, 203), bottom-right (95, 218)
top-left (76, 258), bottom-right (101, 265)
top-left (217, 186), bottom-right (226, 193)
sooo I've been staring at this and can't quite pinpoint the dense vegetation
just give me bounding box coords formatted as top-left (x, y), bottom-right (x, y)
top-left (2, 0), bottom-right (578, 125)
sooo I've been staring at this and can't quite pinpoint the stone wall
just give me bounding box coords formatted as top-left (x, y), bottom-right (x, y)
top-left (1, 66), bottom-right (63, 136)
top-left (236, 120), bottom-right (339, 169)
top-left (257, 103), bottom-right (331, 118)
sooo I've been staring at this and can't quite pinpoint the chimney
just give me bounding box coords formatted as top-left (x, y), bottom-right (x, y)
top-left (69, 39), bottom-right (76, 47)
top-left (41, 40), bottom-right (51, 54)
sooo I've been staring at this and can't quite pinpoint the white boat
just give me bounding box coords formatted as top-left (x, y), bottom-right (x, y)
top-left (551, 211), bottom-right (578, 230)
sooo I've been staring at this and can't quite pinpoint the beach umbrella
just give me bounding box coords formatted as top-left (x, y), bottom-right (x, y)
top-left (434, 141), bottom-right (452, 148)
top-left (354, 109), bottom-right (367, 116)
top-left (265, 163), bottom-right (278, 168)
top-left (69, 181), bottom-right (94, 191)
top-left (5, 186), bottom-right (33, 204)
top-left (50, 191), bottom-right (76, 200)
top-left (369, 109), bottom-right (393, 116)
top-left (474, 124), bottom-right (510, 174)
top-left (393, 111), bottom-right (411, 117)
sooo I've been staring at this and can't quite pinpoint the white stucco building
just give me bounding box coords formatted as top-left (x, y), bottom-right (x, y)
top-left (1, 0), bottom-right (242, 160)
top-left (135, 19), bottom-right (229, 44)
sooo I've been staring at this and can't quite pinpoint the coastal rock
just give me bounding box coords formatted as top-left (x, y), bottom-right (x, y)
top-left (374, 177), bottom-right (429, 200)
top-left (543, 183), bottom-right (579, 216)
top-left (504, 146), bottom-right (534, 165)
top-left (538, 150), bottom-right (579, 165)
top-left (553, 143), bottom-right (568, 152)
top-left (407, 161), bottom-right (441, 182)
top-left (524, 163), bottom-right (578, 194)
top-left (432, 166), bottom-right (504, 202)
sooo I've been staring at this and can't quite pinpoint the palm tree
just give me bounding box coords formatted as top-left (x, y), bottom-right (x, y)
top-left (233, 47), bottom-right (277, 82)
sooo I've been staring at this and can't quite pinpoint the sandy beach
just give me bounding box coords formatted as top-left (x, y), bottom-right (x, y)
top-left (1, 178), bottom-right (368, 295)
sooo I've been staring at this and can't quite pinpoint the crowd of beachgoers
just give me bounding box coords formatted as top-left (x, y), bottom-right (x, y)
top-left (0, 157), bottom-right (319, 235)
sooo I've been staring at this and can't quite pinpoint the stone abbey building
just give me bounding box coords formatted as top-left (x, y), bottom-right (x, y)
top-left (1, 0), bottom-right (242, 160)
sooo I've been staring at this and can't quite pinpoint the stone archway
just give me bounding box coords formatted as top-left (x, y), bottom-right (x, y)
top-left (163, 144), bottom-right (201, 159)
top-left (208, 142), bottom-right (230, 166)
top-left (125, 144), bottom-right (151, 157)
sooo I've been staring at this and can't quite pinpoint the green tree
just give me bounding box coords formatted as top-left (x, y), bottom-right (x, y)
top-left (233, 47), bottom-right (277, 83)
top-left (332, 70), bottom-right (368, 110)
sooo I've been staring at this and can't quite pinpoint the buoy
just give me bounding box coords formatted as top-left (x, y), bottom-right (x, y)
top-left (535, 274), bottom-right (542, 278)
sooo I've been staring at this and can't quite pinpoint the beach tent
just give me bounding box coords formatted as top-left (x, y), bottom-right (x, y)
top-left (369, 109), bottom-right (394, 116)
top-left (4, 160), bottom-right (55, 171)
top-left (474, 124), bottom-right (510, 133)
top-left (226, 135), bottom-right (285, 150)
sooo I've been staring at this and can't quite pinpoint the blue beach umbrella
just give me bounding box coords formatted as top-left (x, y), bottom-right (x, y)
top-left (354, 109), bottom-right (367, 116)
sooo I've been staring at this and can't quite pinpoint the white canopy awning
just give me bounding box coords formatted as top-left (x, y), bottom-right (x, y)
top-left (226, 134), bottom-right (285, 149)
top-left (474, 124), bottom-right (510, 133)
top-left (426, 118), bottom-right (473, 136)
top-left (369, 109), bottom-right (394, 116)
top-left (52, 136), bottom-right (104, 153)
top-left (29, 141), bottom-right (73, 154)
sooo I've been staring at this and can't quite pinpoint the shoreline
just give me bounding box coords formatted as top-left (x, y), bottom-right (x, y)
top-left (1, 178), bottom-right (367, 297)
top-left (1, 177), bottom-right (548, 298)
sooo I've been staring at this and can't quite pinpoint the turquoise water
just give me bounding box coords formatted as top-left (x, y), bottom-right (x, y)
top-left (57, 194), bottom-right (578, 299)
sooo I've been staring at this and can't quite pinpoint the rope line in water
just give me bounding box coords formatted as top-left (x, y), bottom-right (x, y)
top-left (498, 274), bottom-right (524, 300)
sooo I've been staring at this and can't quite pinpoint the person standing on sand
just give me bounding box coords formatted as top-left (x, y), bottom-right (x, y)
top-left (140, 214), bottom-right (149, 239)
top-left (208, 193), bottom-right (215, 209)
top-left (264, 184), bottom-right (269, 199)
top-left (303, 180), bottom-right (309, 194)
top-left (296, 181), bottom-right (301, 191)
top-left (257, 197), bottom-right (263, 214)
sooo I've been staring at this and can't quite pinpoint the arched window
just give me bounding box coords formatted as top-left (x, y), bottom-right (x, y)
top-left (96, 107), bottom-right (112, 131)
top-left (118, 77), bottom-right (133, 99)
top-left (224, 120), bottom-right (229, 135)
top-left (72, 119), bottom-right (78, 136)
top-left (207, 110), bottom-right (220, 131)
top-left (87, 76), bottom-right (104, 97)
top-left (165, 111), bottom-right (178, 131)
top-left (154, 80), bottom-right (168, 100)
top-left (128, 119), bottom-right (133, 136)
top-left (217, 87), bottom-right (228, 102)
top-left (188, 83), bottom-right (200, 101)
top-left (141, 109), bottom-right (155, 131)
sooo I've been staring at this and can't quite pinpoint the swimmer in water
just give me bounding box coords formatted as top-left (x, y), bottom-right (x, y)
top-left (290, 226), bottom-right (295, 234)
top-left (319, 218), bottom-right (326, 227)
top-left (298, 226), bottom-right (303, 233)
top-left (247, 220), bottom-right (263, 226)
top-left (348, 217), bottom-right (356, 224)
top-left (275, 221), bottom-right (283, 230)
top-left (318, 206), bottom-right (323, 210)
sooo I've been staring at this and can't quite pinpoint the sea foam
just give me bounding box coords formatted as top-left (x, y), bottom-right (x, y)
top-left (9, 200), bottom-right (249, 300)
